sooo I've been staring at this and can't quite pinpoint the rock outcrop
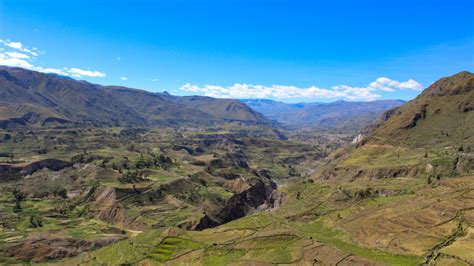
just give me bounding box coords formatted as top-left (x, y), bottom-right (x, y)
top-left (194, 179), bottom-right (283, 230)
top-left (0, 159), bottom-right (72, 181)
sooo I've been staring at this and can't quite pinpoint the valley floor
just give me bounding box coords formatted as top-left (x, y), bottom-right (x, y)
top-left (40, 176), bottom-right (474, 265)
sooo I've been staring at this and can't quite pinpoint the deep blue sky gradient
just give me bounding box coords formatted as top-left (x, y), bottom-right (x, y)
top-left (1, 0), bottom-right (473, 102)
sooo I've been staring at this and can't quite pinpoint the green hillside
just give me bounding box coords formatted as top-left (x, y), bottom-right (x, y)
top-left (366, 71), bottom-right (474, 147)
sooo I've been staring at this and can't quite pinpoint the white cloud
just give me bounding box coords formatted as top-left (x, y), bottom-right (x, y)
top-left (369, 77), bottom-right (400, 88)
top-left (5, 41), bottom-right (22, 50)
top-left (120, 76), bottom-right (128, 81)
top-left (0, 40), bottom-right (38, 56)
top-left (399, 79), bottom-right (423, 90)
top-left (0, 54), bottom-right (34, 69)
top-left (181, 83), bottom-right (361, 100)
top-left (378, 87), bottom-right (395, 92)
top-left (68, 68), bottom-right (106, 78)
top-left (36, 67), bottom-right (69, 76)
top-left (332, 85), bottom-right (380, 101)
top-left (5, 52), bottom-right (30, 59)
top-left (368, 77), bottom-right (423, 91)
top-left (152, 78), bottom-right (159, 82)
top-left (0, 39), bottom-right (106, 79)
top-left (180, 76), bottom-right (424, 101)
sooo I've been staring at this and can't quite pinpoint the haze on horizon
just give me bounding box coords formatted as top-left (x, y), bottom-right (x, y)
top-left (0, 0), bottom-right (473, 103)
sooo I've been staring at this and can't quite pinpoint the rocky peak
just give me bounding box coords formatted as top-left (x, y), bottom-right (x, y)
top-left (424, 71), bottom-right (474, 97)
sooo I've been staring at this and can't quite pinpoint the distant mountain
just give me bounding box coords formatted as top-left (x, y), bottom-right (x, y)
top-left (242, 99), bottom-right (405, 133)
top-left (0, 66), bottom-right (268, 128)
top-left (363, 71), bottom-right (474, 147)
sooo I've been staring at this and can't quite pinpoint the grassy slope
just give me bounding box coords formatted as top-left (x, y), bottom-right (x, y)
top-left (314, 72), bottom-right (474, 181)
top-left (368, 71), bottom-right (474, 147)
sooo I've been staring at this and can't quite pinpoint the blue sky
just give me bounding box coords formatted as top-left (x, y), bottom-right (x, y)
top-left (0, 0), bottom-right (473, 102)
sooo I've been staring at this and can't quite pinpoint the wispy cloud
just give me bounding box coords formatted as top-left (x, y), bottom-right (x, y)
top-left (0, 39), bottom-right (106, 79)
top-left (180, 77), bottom-right (423, 101)
top-left (0, 40), bottom-right (39, 56)
top-left (68, 68), bottom-right (106, 78)
top-left (120, 76), bottom-right (128, 81)
top-left (5, 51), bottom-right (31, 59)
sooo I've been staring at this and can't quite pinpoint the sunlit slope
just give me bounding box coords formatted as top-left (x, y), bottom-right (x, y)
top-left (316, 71), bottom-right (474, 181)
top-left (366, 71), bottom-right (474, 147)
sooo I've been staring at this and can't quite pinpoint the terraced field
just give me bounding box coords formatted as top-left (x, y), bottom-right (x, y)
top-left (35, 175), bottom-right (470, 265)
top-left (0, 126), bottom-right (339, 264)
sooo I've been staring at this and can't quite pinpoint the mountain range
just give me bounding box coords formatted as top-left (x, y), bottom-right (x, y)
top-left (0, 66), bottom-right (267, 128)
top-left (0, 66), bottom-right (411, 133)
top-left (242, 99), bottom-right (405, 132)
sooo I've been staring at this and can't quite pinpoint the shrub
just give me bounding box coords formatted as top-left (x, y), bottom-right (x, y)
top-left (29, 215), bottom-right (43, 228)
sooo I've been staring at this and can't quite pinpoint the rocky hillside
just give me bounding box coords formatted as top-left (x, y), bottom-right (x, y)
top-left (363, 71), bottom-right (474, 147)
top-left (0, 66), bottom-right (268, 128)
top-left (315, 71), bottom-right (474, 180)
top-left (242, 99), bottom-right (405, 133)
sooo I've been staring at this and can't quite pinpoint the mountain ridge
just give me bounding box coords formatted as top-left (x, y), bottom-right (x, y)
top-left (363, 71), bottom-right (474, 147)
top-left (0, 66), bottom-right (269, 128)
top-left (315, 70), bottom-right (474, 181)
top-left (242, 98), bottom-right (406, 132)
